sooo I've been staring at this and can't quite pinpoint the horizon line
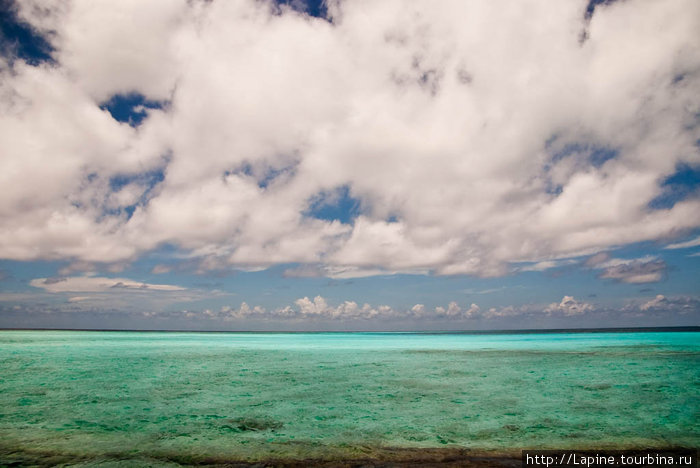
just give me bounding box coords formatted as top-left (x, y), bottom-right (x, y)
top-left (1, 325), bottom-right (698, 334)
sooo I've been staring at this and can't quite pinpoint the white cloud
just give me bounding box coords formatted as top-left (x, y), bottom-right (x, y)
top-left (597, 258), bottom-right (667, 284)
top-left (188, 296), bottom-right (486, 322)
top-left (435, 301), bottom-right (481, 319)
top-left (483, 305), bottom-right (525, 319)
top-left (518, 259), bottom-right (578, 272)
top-left (283, 264), bottom-right (428, 279)
top-left (639, 294), bottom-right (699, 314)
top-left (584, 252), bottom-right (611, 267)
top-left (584, 254), bottom-right (668, 284)
top-left (146, 293), bottom-right (691, 325)
top-left (1, 0), bottom-right (699, 277)
top-left (641, 294), bottom-right (668, 311)
top-left (180, 295), bottom-right (615, 323)
top-left (67, 296), bottom-right (90, 302)
top-left (30, 276), bottom-right (186, 293)
top-left (664, 236), bottom-right (700, 250)
top-left (13, 290), bottom-right (696, 324)
top-left (462, 287), bottom-right (508, 295)
top-left (126, 292), bottom-right (700, 323)
top-left (193, 296), bottom-right (399, 321)
top-left (544, 295), bottom-right (594, 316)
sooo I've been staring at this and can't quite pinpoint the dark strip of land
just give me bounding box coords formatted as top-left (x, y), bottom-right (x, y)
top-left (0, 445), bottom-right (521, 467)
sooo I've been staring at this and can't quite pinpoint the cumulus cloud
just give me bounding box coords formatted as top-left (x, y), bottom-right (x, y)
top-left (185, 296), bottom-right (485, 322)
top-left (187, 296), bottom-right (399, 322)
top-left (8, 289), bottom-right (696, 326)
top-left (411, 301), bottom-right (482, 319)
top-left (639, 294), bottom-right (699, 314)
top-left (435, 302), bottom-right (482, 319)
top-left (1, 0), bottom-right (699, 278)
top-left (181, 295), bottom-right (603, 323)
top-left (477, 295), bottom-right (596, 319)
top-left (544, 295), bottom-right (594, 316)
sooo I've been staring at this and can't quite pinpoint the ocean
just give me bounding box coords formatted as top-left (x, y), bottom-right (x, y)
top-left (0, 329), bottom-right (697, 466)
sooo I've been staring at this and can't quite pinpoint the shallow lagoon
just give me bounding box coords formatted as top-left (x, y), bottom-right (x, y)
top-left (0, 330), bottom-right (697, 466)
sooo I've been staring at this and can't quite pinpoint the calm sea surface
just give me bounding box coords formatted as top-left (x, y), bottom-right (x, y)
top-left (0, 330), bottom-right (697, 465)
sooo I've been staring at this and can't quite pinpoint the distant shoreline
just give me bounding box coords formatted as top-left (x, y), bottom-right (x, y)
top-left (0, 325), bottom-right (698, 334)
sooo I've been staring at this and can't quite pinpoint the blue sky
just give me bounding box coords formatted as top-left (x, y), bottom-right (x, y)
top-left (0, 0), bottom-right (699, 330)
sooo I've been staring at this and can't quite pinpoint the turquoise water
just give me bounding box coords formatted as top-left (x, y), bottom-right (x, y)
top-left (0, 330), bottom-right (698, 465)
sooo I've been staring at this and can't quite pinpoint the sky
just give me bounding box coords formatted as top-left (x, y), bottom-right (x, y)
top-left (0, 0), bottom-right (699, 331)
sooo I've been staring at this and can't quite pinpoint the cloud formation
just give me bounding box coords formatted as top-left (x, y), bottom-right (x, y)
top-left (544, 296), bottom-right (594, 316)
top-left (664, 236), bottom-right (700, 250)
top-left (598, 259), bottom-right (667, 284)
top-left (191, 295), bottom-right (595, 323)
top-left (185, 297), bottom-right (482, 322)
top-left (30, 276), bottom-right (186, 293)
top-left (165, 293), bottom-right (699, 326)
top-left (1, 0), bottom-right (699, 278)
top-left (584, 253), bottom-right (668, 283)
top-left (4, 290), bottom-right (698, 329)
top-left (639, 294), bottom-right (699, 314)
